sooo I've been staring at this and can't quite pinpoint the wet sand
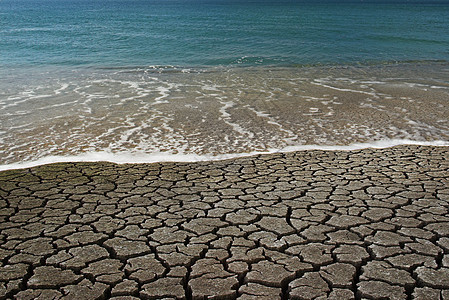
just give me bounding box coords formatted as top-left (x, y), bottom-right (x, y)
top-left (1, 145), bottom-right (448, 299)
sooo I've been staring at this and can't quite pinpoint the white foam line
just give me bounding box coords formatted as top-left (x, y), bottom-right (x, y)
top-left (311, 81), bottom-right (378, 96)
top-left (219, 101), bottom-right (255, 139)
top-left (246, 106), bottom-right (298, 143)
top-left (54, 83), bottom-right (69, 95)
top-left (153, 85), bottom-right (172, 104)
top-left (1, 139), bottom-right (448, 171)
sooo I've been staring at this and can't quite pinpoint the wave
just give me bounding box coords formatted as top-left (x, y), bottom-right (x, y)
top-left (99, 59), bottom-right (449, 73)
top-left (1, 139), bottom-right (448, 171)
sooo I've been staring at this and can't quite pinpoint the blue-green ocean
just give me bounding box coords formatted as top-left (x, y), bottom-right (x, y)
top-left (2, 0), bottom-right (449, 68)
top-left (1, 0), bottom-right (449, 168)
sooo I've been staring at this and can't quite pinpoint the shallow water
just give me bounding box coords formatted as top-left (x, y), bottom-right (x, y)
top-left (1, 62), bottom-right (448, 167)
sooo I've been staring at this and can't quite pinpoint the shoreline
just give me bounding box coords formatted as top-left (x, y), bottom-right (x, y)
top-left (1, 139), bottom-right (448, 172)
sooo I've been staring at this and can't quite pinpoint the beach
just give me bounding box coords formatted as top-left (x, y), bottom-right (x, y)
top-left (1, 145), bottom-right (448, 299)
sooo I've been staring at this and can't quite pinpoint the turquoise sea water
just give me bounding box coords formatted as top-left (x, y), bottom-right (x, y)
top-left (1, 0), bottom-right (449, 167)
top-left (2, 0), bottom-right (449, 68)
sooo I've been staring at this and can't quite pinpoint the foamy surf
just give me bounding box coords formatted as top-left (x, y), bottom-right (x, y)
top-left (1, 63), bottom-right (449, 168)
top-left (1, 139), bottom-right (448, 171)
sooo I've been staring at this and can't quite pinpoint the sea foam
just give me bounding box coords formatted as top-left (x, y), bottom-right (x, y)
top-left (0, 139), bottom-right (447, 171)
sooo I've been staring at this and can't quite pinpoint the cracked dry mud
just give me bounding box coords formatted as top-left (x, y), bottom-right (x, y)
top-left (0, 145), bottom-right (448, 300)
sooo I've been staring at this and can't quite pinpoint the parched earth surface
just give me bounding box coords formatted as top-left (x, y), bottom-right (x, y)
top-left (0, 145), bottom-right (448, 300)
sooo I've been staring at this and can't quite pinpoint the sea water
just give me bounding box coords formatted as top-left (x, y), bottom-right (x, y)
top-left (1, 0), bottom-right (449, 168)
